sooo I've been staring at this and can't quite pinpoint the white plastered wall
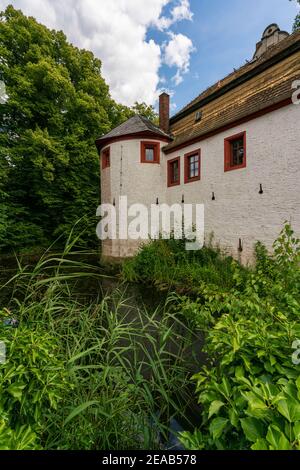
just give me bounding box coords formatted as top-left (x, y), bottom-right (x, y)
top-left (101, 103), bottom-right (300, 264)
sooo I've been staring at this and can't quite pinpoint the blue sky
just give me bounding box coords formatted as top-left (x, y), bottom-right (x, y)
top-left (1, 0), bottom-right (299, 111)
top-left (151, 0), bottom-right (298, 114)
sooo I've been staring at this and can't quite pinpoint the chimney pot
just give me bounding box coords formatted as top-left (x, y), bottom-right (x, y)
top-left (159, 92), bottom-right (170, 134)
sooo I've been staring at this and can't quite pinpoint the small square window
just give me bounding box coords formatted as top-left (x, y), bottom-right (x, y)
top-left (184, 150), bottom-right (201, 184)
top-left (167, 157), bottom-right (180, 187)
top-left (141, 142), bottom-right (160, 164)
top-left (224, 132), bottom-right (246, 172)
top-left (102, 147), bottom-right (110, 170)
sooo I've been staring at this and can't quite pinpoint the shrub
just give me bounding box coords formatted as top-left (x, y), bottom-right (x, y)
top-left (0, 243), bottom-right (195, 450)
top-left (122, 237), bottom-right (238, 292)
top-left (0, 316), bottom-right (69, 449)
top-left (180, 225), bottom-right (300, 450)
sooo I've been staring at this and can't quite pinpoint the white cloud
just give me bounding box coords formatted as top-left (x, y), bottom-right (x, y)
top-left (171, 0), bottom-right (193, 23)
top-left (156, 0), bottom-right (193, 30)
top-left (0, 0), bottom-right (195, 105)
top-left (164, 32), bottom-right (195, 85)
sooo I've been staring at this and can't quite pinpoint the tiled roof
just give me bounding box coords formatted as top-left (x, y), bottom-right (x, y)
top-left (96, 114), bottom-right (171, 143)
top-left (164, 30), bottom-right (300, 153)
top-left (170, 29), bottom-right (300, 123)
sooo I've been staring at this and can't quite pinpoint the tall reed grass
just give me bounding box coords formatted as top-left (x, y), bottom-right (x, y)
top-left (0, 232), bottom-right (197, 450)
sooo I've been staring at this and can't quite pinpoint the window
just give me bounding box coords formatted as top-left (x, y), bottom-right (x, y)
top-left (195, 110), bottom-right (202, 122)
top-left (102, 147), bottom-right (110, 170)
top-left (167, 157), bottom-right (180, 187)
top-left (224, 131), bottom-right (246, 172)
top-left (184, 150), bottom-right (201, 184)
top-left (141, 141), bottom-right (160, 164)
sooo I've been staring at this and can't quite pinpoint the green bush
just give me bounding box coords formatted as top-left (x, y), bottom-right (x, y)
top-left (122, 237), bottom-right (238, 292)
top-left (0, 242), bottom-right (195, 450)
top-left (0, 314), bottom-right (69, 449)
top-left (180, 225), bottom-right (300, 450)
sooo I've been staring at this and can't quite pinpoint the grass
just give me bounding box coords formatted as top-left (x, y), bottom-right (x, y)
top-left (0, 233), bottom-right (198, 450)
top-left (121, 237), bottom-right (244, 293)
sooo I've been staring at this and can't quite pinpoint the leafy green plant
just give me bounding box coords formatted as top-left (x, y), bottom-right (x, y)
top-left (180, 225), bottom-right (300, 450)
top-left (0, 235), bottom-right (196, 450)
top-left (0, 314), bottom-right (69, 449)
top-left (122, 237), bottom-right (238, 292)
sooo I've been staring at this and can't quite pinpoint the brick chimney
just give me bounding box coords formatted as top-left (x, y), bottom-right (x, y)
top-left (159, 92), bottom-right (170, 134)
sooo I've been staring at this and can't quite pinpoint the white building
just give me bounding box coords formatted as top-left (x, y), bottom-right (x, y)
top-left (96, 25), bottom-right (300, 263)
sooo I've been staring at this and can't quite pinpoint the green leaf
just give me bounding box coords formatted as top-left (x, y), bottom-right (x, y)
top-left (276, 398), bottom-right (300, 423)
top-left (240, 417), bottom-right (264, 443)
top-left (266, 425), bottom-right (291, 450)
top-left (229, 408), bottom-right (239, 428)
top-left (209, 417), bottom-right (229, 440)
top-left (242, 391), bottom-right (269, 419)
top-left (251, 438), bottom-right (268, 450)
top-left (14, 425), bottom-right (38, 450)
top-left (64, 401), bottom-right (111, 425)
top-left (293, 422), bottom-right (300, 441)
top-left (7, 383), bottom-right (26, 400)
top-left (208, 400), bottom-right (225, 419)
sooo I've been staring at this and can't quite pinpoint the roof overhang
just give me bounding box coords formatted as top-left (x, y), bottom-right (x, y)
top-left (170, 38), bottom-right (300, 126)
top-left (95, 131), bottom-right (173, 154)
top-left (163, 97), bottom-right (292, 154)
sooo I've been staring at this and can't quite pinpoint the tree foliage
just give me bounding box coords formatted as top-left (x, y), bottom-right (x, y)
top-left (291, 0), bottom-right (300, 31)
top-left (0, 5), bottom-right (151, 252)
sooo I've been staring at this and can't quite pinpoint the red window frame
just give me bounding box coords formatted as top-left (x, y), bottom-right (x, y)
top-left (102, 147), bottom-right (110, 170)
top-left (184, 149), bottom-right (201, 184)
top-left (167, 157), bottom-right (181, 187)
top-left (141, 141), bottom-right (160, 164)
top-left (224, 131), bottom-right (246, 172)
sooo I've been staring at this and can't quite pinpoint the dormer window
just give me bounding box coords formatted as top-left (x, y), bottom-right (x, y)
top-left (102, 147), bottom-right (110, 170)
top-left (195, 111), bottom-right (202, 122)
top-left (141, 142), bottom-right (160, 164)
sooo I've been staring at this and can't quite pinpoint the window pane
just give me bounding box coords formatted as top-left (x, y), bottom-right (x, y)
top-left (171, 160), bottom-right (179, 183)
top-left (231, 138), bottom-right (244, 166)
top-left (173, 161), bottom-right (178, 181)
top-left (145, 147), bottom-right (154, 161)
top-left (188, 154), bottom-right (199, 178)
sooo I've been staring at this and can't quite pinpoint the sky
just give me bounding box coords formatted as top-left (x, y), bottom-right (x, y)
top-left (0, 0), bottom-right (299, 114)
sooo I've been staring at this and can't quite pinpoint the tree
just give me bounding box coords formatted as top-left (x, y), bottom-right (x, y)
top-left (290, 0), bottom-right (300, 31)
top-left (130, 102), bottom-right (159, 125)
top-left (0, 5), bottom-right (130, 251)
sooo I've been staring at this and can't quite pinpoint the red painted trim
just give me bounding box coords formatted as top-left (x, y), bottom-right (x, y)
top-left (163, 98), bottom-right (292, 154)
top-left (224, 131), bottom-right (247, 172)
top-left (140, 141), bottom-right (160, 164)
top-left (167, 156), bottom-right (181, 187)
top-left (184, 149), bottom-right (201, 184)
top-left (101, 147), bottom-right (110, 170)
top-left (96, 131), bottom-right (172, 153)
